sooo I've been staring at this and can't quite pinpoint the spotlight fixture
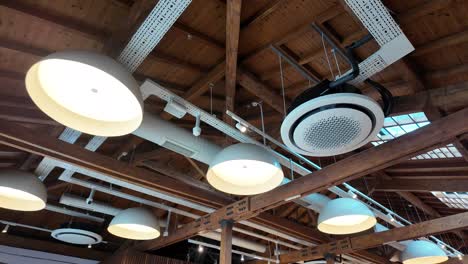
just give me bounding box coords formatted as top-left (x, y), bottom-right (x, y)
top-left (206, 143), bottom-right (284, 195)
top-left (458, 254), bottom-right (463, 260)
top-left (2, 225), bottom-right (9, 234)
top-left (108, 207), bottom-right (160, 240)
top-left (0, 170), bottom-right (47, 211)
top-left (198, 244), bottom-right (204, 253)
top-left (387, 212), bottom-right (396, 222)
top-left (318, 198), bottom-right (376, 235)
top-left (235, 122), bottom-right (248, 133)
top-left (25, 51), bottom-right (143, 136)
top-left (401, 240), bottom-right (448, 264)
top-left (88, 244), bottom-right (92, 249)
top-left (347, 190), bottom-right (358, 199)
top-left (241, 255), bottom-right (244, 262)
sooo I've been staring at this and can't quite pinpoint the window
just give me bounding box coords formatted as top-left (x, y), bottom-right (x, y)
top-left (432, 191), bottom-right (468, 209)
top-left (371, 112), bottom-right (462, 160)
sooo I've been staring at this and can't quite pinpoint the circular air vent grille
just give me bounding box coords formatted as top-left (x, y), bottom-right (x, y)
top-left (51, 228), bottom-right (102, 245)
top-left (281, 93), bottom-right (383, 156)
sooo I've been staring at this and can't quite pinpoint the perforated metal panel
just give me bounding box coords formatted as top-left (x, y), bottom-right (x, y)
top-left (35, 128), bottom-right (81, 180)
top-left (343, 0), bottom-right (414, 84)
top-left (344, 0), bottom-right (402, 46)
top-left (118, 0), bottom-right (192, 72)
top-left (349, 53), bottom-right (387, 85)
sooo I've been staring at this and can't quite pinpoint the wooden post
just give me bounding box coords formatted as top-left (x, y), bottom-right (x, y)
top-left (325, 253), bottom-right (335, 264)
top-left (220, 220), bottom-right (234, 264)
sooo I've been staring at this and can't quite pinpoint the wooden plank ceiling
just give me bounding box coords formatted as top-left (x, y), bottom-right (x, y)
top-left (0, 0), bottom-right (467, 262)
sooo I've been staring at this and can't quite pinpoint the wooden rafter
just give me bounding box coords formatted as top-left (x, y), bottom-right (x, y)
top-left (280, 211), bottom-right (468, 263)
top-left (224, 0), bottom-right (242, 123)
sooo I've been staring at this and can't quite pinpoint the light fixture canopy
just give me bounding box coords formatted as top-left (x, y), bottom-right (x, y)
top-left (317, 198), bottom-right (376, 235)
top-left (108, 207), bottom-right (160, 240)
top-left (206, 143), bottom-right (284, 195)
top-left (401, 240), bottom-right (448, 264)
top-left (25, 50), bottom-right (143, 136)
top-left (0, 170), bottom-right (47, 211)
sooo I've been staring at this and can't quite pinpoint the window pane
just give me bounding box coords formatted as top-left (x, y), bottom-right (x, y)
top-left (386, 126), bottom-right (406, 138)
top-left (392, 115), bottom-right (413, 125)
top-left (409, 112), bottom-right (428, 122)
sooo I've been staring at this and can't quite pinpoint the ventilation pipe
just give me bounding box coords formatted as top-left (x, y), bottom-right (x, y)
top-left (59, 194), bottom-right (122, 216)
top-left (59, 193), bottom-right (266, 253)
top-left (133, 112), bottom-right (221, 164)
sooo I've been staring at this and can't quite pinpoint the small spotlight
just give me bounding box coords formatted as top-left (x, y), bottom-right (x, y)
top-left (198, 244), bottom-right (203, 253)
top-left (2, 225), bottom-right (9, 234)
top-left (458, 254), bottom-right (463, 260)
top-left (347, 190), bottom-right (357, 199)
top-left (235, 122), bottom-right (247, 133)
top-left (88, 244), bottom-right (92, 249)
top-left (241, 255), bottom-right (245, 262)
top-left (387, 213), bottom-right (395, 222)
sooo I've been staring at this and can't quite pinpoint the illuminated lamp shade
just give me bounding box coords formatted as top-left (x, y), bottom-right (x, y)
top-left (108, 207), bottom-right (160, 240)
top-left (401, 241), bottom-right (448, 264)
top-left (25, 51), bottom-right (143, 136)
top-left (0, 170), bottom-right (47, 211)
top-left (318, 198), bottom-right (376, 235)
top-left (206, 143), bottom-right (284, 195)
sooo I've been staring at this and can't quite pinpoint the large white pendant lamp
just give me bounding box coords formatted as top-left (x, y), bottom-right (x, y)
top-left (107, 207), bottom-right (160, 240)
top-left (317, 198), bottom-right (376, 235)
top-left (0, 170), bottom-right (47, 211)
top-left (25, 50), bottom-right (143, 136)
top-left (206, 143), bottom-right (284, 195)
top-left (401, 240), bottom-right (448, 264)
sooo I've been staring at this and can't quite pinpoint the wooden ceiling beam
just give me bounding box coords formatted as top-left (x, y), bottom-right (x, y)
top-left (240, 0), bottom-right (282, 29)
top-left (411, 29), bottom-right (468, 57)
top-left (237, 68), bottom-right (290, 114)
top-left (135, 108), bottom-right (468, 251)
top-left (0, 234), bottom-right (109, 260)
top-left (279, 211), bottom-right (468, 263)
top-left (224, 0), bottom-right (242, 123)
top-left (375, 178), bottom-right (468, 193)
top-left (173, 22), bottom-right (224, 50)
top-left (0, 0), bottom-right (109, 42)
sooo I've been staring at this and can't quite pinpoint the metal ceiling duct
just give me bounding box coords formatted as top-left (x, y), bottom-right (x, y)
top-left (59, 193), bottom-right (122, 216)
top-left (133, 112), bottom-right (222, 164)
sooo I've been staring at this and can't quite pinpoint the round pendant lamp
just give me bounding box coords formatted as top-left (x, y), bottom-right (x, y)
top-left (206, 143), bottom-right (284, 195)
top-left (108, 207), bottom-right (160, 240)
top-left (401, 241), bottom-right (448, 264)
top-left (25, 51), bottom-right (143, 137)
top-left (317, 198), bottom-right (376, 235)
top-left (0, 170), bottom-right (47, 211)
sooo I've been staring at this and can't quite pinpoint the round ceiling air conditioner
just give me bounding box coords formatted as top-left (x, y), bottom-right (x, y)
top-left (51, 222), bottom-right (102, 245)
top-left (281, 80), bottom-right (387, 157)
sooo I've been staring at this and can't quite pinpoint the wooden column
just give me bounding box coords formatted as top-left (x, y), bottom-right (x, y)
top-left (220, 220), bottom-right (234, 264)
top-left (325, 254), bottom-right (335, 264)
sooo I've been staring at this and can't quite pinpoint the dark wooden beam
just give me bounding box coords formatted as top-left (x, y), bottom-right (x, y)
top-left (411, 29), bottom-right (468, 57)
top-left (0, 234), bottom-right (109, 260)
top-left (225, 0), bottom-right (242, 123)
top-left (237, 68), bottom-right (290, 114)
top-left (173, 22), bottom-right (224, 50)
top-left (0, 0), bottom-right (110, 41)
top-left (135, 108), bottom-right (468, 251)
top-left (375, 178), bottom-right (468, 193)
top-left (220, 220), bottom-right (234, 264)
top-left (280, 211), bottom-right (468, 263)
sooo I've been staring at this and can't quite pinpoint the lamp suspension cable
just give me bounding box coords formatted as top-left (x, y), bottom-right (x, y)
top-left (209, 83), bottom-right (214, 115)
top-left (257, 102), bottom-right (266, 145)
top-left (321, 32), bottom-right (335, 80)
top-left (331, 48), bottom-right (342, 77)
top-left (278, 55), bottom-right (287, 118)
